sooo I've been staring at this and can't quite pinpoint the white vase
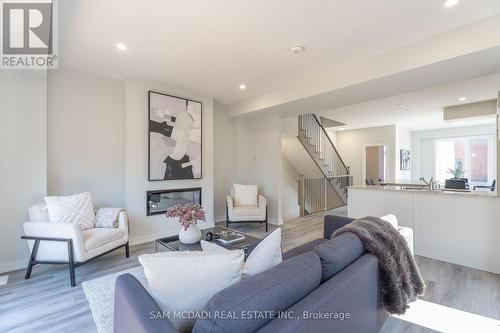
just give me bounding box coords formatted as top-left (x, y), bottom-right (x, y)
top-left (179, 224), bottom-right (202, 244)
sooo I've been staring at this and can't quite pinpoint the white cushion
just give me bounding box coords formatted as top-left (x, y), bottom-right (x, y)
top-left (139, 250), bottom-right (245, 332)
top-left (44, 192), bottom-right (95, 230)
top-left (242, 228), bottom-right (282, 276)
top-left (233, 184), bottom-right (258, 206)
top-left (82, 228), bottom-right (125, 251)
top-left (232, 205), bottom-right (261, 217)
top-left (28, 203), bottom-right (49, 221)
top-left (201, 228), bottom-right (283, 277)
top-left (397, 226), bottom-right (414, 255)
top-left (380, 214), bottom-right (398, 228)
top-left (379, 214), bottom-right (414, 256)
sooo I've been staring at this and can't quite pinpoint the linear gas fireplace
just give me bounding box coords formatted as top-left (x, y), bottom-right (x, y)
top-left (146, 187), bottom-right (202, 216)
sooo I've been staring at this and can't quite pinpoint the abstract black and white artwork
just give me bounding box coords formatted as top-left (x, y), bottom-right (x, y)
top-left (148, 91), bottom-right (202, 180)
top-left (400, 149), bottom-right (410, 170)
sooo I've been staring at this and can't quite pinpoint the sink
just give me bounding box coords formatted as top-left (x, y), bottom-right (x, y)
top-left (439, 189), bottom-right (471, 193)
top-left (402, 186), bottom-right (428, 191)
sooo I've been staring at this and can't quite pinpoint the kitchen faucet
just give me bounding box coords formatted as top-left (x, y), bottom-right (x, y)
top-left (419, 177), bottom-right (439, 190)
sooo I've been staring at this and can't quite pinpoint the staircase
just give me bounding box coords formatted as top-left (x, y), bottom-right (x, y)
top-left (297, 114), bottom-right (352, 214)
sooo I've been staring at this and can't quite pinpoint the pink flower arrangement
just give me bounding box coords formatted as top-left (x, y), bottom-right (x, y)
top-left (166, 203), bottom-right (206, 231)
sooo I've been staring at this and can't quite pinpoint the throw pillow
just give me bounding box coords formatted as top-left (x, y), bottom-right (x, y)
top-left (380, 214), bottom-right (398, 228)
top-left (233, 184), bottom-right (258, 206)
top-left (28, 203), bottom-right (49, 221)
top-left (139, 250), bottom-right (245, 332)
top-left (44, 192), bottom-right (95, 230)
top-left (201, 228), bottom-right (283, 277)
top-left (94, 207), bottom-right (123, 228)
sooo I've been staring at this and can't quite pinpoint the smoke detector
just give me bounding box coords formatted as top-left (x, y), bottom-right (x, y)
top-left (289, 45), bottom-right (306, 54)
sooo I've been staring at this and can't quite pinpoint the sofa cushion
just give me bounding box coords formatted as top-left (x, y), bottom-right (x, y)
top-left (232, 205), bottom-right (261, 217)
top-left (314, 232), bottom-right (365, 282)
top-left (282, 238), bottom-right (326, 260)
top-left (193, 251), bottom-right (322, 333)
top-left (233, 184), bottom-right (258, 206)
top-left (83, 228), bottom-right (125, 250)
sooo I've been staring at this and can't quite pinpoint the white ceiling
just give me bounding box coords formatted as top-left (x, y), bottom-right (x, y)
top-left (59, 0), bottom-right (500, 103)
top-left (319, 73), bottom-right (500, 131)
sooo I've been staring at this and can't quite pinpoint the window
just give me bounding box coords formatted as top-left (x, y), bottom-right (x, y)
top-left (434, 135), bottom-right (495, 186)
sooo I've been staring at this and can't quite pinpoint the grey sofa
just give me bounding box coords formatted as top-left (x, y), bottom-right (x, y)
top-left (114, 215), bottom-right (388, 333)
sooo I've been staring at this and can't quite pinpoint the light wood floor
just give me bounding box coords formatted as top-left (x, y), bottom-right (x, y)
top-left (1, 206), bottom-right (499, 333)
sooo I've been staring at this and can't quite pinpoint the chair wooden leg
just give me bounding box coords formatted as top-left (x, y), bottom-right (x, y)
top-left (25, 239), bottom-right (40, 280)
top-left (67, 239), bottom-right (76, 287)
top-left (125, 242), bottom-right (130, 258)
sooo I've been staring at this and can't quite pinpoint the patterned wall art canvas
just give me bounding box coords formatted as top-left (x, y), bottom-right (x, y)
top-left (400, 149), bottom-right (410, 170)
top-left (148, 91), bottom-right (202, 180)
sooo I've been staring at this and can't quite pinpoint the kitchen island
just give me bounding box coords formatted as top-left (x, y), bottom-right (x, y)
top-left (348, 185), bottom-right (500, 274)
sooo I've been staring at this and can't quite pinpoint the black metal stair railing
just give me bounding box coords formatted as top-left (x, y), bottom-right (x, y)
top-left (297, 114), bottom-right (352, 213)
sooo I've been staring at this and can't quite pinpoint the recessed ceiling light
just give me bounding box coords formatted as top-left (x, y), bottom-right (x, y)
top-left (337, 127), bottom-right (346, 131)
top-left (239, 84), bottom-right (246, 90)
top-left (458, 97), bottom-right (467, 102)
top-left (444, 0), bottom-right (458, 8)
top-left (116, 42), bottom-right (127, 51)
top-left (289, 45), bottom-right (306, 54)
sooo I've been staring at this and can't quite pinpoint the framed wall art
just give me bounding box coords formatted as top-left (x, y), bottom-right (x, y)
top-left (148, 91), bottom-right (202, 180)
top-left (400, 149), bottom-right (410, 170)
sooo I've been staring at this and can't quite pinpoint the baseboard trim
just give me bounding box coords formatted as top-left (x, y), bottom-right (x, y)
top-left (129, 231), bottom-right (176, 246)
top-left (215, 216), bottom-right (226, 223)
top-left (0, 259), bottom-right (28, 274)
top-left (214, 217), bottom-right (283, 226)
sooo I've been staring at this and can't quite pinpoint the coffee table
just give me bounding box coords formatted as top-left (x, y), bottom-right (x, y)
top-left (155, 225), bottom-right (262, 254)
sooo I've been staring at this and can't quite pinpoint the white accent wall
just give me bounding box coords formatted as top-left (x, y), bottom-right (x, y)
top-left (124, 78), bottom-right (214, 244)
top-left (0, 71), bottom-right (47, 273)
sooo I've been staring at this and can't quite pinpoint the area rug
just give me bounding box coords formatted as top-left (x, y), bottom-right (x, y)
top-left (82, 266), bottom-right (148, 333)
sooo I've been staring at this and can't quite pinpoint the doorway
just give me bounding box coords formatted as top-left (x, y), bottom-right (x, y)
top-left (364, 145), bottom-right (387, 183)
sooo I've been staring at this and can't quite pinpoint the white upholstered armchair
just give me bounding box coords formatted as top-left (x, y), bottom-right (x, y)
top-left (22, 203), bottom-right (130, 287)
top-left (226, 184), bottom-right (268, 232)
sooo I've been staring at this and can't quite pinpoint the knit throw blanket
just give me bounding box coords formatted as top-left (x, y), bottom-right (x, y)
top-left (333, 216), bottom-right (425, 315)
top-left (94, 208), bottom-right (124, 228)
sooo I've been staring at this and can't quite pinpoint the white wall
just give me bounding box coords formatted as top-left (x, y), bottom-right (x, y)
top-left (281, 154), bottom-right (300, 221)
top-left (213, 101), bottom-right (235, 221)
top-left (0, 71), bottom-right (47, 273)
top-left (336, 125), bottom-right (396, 186)
top-left (124, 78), bottom-right (214, 244)
top-left (47, 68), bottom-right (125, 207)
top-left (281, 137), bottom-right (322, 178)
top-left (395, 126), bottom-right (412, 181)
top-left (233, 115), bottom-right (283, 224)
top-left (411, 124), bottom-right (496, 180)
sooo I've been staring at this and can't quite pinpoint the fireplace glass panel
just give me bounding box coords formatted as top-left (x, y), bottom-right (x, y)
top-left (147, 188), bottom-right (201, 216)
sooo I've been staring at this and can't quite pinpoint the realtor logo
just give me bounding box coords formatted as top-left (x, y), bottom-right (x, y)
top-left (1, 0), bottom-right (58, 69)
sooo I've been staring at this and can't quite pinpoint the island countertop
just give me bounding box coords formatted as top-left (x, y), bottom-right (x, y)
top-left (348, 184), bottom-right (499, 197)
top-left (348, 185), bottom-right (500, 274)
